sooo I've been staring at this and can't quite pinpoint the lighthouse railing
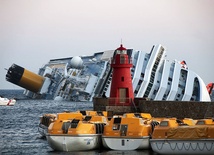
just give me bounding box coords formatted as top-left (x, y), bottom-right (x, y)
top-left (111, 56), bottom-right (132, 65)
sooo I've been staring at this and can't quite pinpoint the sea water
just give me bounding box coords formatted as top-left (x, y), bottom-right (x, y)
top-left (0, 90), bottom-right (155, 155)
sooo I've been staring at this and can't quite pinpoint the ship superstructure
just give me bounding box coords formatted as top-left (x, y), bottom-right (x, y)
top-left (6, 44), bottom-right (211, 102)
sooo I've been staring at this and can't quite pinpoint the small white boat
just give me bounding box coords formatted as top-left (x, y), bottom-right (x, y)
top-left (0, 97), bottom-right (16, 106)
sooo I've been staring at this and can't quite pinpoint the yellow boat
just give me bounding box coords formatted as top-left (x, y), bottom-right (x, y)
top-left (196, 118), bottom-right (214, 125)
top-left (38, 113), bottom-right (57, 137)
top-left (38, 110), bottom-right (108, 137)
top-left (102, 115), bottom-right (152, 150)
top-left (150, 118), bottom-right (214, 154)
top-left (46, 112), bottom-right (107, 151)
top-left (38, 111), bottom-right (83, 137)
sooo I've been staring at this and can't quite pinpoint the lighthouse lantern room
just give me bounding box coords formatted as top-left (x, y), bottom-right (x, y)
top-left (109, 44), bottom-right (134, 106)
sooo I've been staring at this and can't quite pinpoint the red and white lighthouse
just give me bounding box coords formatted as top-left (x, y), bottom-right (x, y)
top-left (109, 44), bottom-right (134, 106)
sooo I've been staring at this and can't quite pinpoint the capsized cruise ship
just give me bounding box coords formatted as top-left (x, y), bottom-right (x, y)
top-left (6, 44), bottom-right (211, 102)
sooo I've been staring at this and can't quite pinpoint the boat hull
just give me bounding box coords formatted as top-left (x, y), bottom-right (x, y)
top-left (0, 99), bottom-right (16, 106)
top-left (150, 139), bottom-right (214, 154)
top-left (38, 124), bottom-right (48, 137)
top-left (46, 134), bottom-right (101, 151)
top-left (102, 136), bottom-right (150, 150)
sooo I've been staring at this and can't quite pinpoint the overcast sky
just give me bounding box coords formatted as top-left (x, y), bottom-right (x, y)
top-left (1, 0), bottom-right (214, 89)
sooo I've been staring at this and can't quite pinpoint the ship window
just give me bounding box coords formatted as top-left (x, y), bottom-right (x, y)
top-left (80, 111), bottom-right (86, 115)
top-left (97, 111), bottom-right (104, 116)
top-left (113, 124), bottom-right (120, 130)
top-left (120, 55), bottom-right (126, 64)
top-left (160, 121), bottom-right (168, 126)
top-left (141, 73), bottom-right (144, 78)
top-left (84, 116), bottom-right (92, 121)
top-left (138, 80), bottom-right (142, 85)
top-left (121, 139), bottom-right (125, 146)
top-left (148, 83), bottom-right (152, 88)
top-left (114, 117), bottom-right (121, 124)
top-left (134, 113), bottom-right (142, 118)
top-left (182, 90), bottom-right (185, 94)
top-left (70, 119), bottom-right (79, 128)
top-left (196, 120), bottom-right (205, 125)
top-left (62, 121), bottom-right (70, 134)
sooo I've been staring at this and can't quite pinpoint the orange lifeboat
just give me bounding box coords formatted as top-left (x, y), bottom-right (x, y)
top-left (150, 118), bottom-right (214, 154)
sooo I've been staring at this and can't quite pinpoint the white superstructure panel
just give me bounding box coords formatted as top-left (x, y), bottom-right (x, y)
top-left (132, 51), bottom-right (146, 91)
top-left (148, 47), bottom-right (166, 99)
top-left (89, 61), bottom-right (108, 101)
top-left (105, 81), bottom-right (111, 97)
top-left (197, 76), bottom-right (211, 102)
top-left (39, 77), bottom-right (51, 94)
top-left (182, 70), bottom-right (195, 101)
top-left (137, 45), bottom-right (164, 97)
top-left (155, 60), bottom-right (171, 100)
top-left (148, 60), bottom-right (164, 100)
top-left (166, 62), bottom-right (181, 100)
top-left (85, 74), bottom-right (98, 94)
top-left (43, 66), bottom-right (52, 76)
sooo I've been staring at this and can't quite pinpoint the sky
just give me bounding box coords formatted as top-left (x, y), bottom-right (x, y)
top-left (0, 0), bottom-right (214, 89)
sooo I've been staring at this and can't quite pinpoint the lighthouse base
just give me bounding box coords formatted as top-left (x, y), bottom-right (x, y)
top-left (93, 97), bottom-right (139, 115)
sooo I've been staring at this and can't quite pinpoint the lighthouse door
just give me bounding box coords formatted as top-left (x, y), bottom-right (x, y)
top-left (119, 88), bottom-right (126, 103)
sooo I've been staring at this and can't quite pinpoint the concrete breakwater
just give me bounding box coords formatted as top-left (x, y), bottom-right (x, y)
top-left (93, 97), bottom-right (214, 119)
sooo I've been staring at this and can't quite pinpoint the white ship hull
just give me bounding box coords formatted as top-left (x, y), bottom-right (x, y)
top-left (150, 139), bottom-right (214, 154)
top-left (0, 98), bottom-right (16, 106)
top-left (102, 136), bottom-right (150, 150)
top-left (46, 134), bottom-right (101, 151)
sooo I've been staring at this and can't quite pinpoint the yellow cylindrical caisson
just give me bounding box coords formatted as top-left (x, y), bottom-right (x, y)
top-left (6, 64), bottom-right (45, 93)
top-left (19, 69), bottom-right (44, 92)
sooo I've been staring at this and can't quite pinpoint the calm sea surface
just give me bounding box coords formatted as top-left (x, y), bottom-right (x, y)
top-left (0, 90), bottom-right (155, 155)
